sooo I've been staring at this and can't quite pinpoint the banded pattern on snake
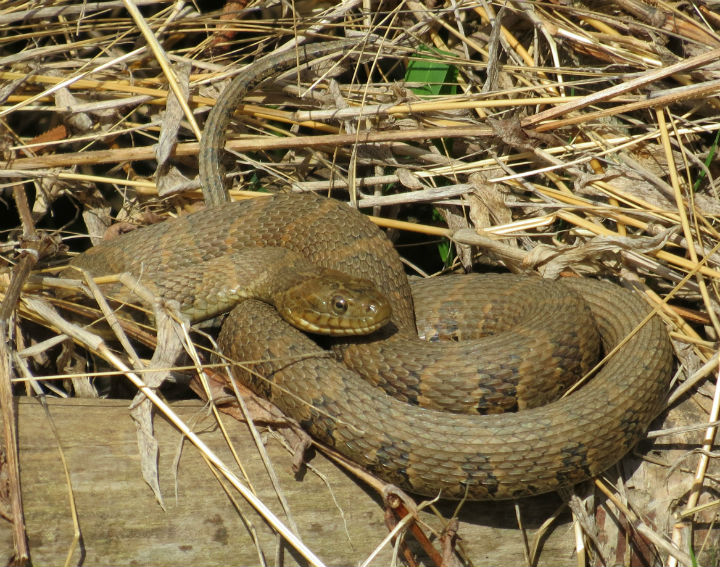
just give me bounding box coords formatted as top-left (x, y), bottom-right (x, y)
top-left (68, 39), bottom-right (673, 500)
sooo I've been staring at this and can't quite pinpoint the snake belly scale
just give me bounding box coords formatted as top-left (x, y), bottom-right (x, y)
top-left (70, 40), bottom-right (673, 500)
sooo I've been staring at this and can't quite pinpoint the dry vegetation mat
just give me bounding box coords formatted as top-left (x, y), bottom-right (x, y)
top-left (1, 0), bottom-right (720, 565)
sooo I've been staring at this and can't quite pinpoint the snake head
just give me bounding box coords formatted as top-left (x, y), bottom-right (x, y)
top-left (275, 272), bottom-right (391, 336)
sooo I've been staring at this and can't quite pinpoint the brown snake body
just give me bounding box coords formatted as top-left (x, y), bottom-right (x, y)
top-left (70, 40), bottom-right (673, 500)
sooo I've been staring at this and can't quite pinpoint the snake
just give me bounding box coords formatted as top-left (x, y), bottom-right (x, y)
top-left (69, 40), bottom-right (673, 500)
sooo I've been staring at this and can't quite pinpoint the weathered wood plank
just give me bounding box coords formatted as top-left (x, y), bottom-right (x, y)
top-left (1, 397), bottom-right (577, 565)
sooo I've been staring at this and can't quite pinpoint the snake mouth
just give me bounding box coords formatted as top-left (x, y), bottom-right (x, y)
top-left (294, 316), bottom-right (388, 336)
top-left (280, 297), bottom-right (392, 336)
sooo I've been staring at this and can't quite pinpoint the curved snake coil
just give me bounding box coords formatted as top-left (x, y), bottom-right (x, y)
top-left (70, 40), bottom-right (673, 500)
top-left (70, 191), bottom-right (672, 500)
top-left (200, 39), bottom-right (673, 499)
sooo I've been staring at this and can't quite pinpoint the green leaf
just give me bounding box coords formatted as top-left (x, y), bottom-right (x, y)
top-left (405, 45), bottom-right (458, 98)
top-left (693, 128), bottom-right (719, 192)
top-left (431, 208), bottom-right (455, 267)
top-left (406, 46), bottom-right (458, 265)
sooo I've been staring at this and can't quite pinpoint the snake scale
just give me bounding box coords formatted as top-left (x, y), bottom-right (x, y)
top-left (70, 39), bottom-right (673, 500)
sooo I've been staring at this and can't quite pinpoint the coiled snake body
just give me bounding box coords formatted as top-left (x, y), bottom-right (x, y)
top-left (70, 41), bottom-right (673, 500)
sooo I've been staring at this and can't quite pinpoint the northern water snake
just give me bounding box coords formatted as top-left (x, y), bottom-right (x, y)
top-left (70, 39), bottom-right (673, 500)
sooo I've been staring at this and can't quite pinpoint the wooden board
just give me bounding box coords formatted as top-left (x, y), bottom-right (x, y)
top-left (1, 397), bottom-right (577, 565)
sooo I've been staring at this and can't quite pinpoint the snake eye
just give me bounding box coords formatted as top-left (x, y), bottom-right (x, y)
top-left (332, 296), bottom-right (348, 314)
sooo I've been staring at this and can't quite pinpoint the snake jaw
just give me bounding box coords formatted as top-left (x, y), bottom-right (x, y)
top-left (275, 274), bottom-right (392, 336)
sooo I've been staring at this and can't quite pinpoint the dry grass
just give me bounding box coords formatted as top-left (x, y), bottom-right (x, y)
top-left (2, 0), bottom-right (720, 565)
